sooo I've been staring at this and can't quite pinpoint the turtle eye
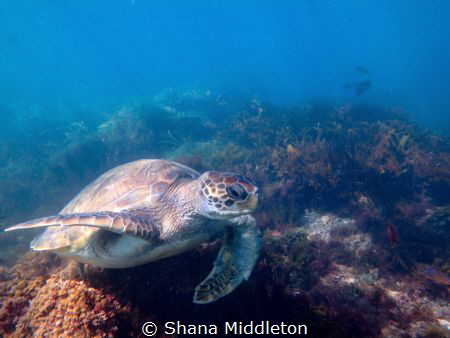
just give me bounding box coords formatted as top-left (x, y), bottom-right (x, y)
top-left (226, 183), bottom-right (248, 201)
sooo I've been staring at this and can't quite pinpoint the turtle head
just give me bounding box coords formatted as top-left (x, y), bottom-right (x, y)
top-left (196, 171), bottom-right (259, 219)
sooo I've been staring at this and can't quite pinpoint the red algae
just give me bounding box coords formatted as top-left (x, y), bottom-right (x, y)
top-left (0, 253), bottom-right (142, 337)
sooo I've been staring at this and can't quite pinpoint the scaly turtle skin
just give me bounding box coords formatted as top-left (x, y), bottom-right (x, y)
top-left (5, 159), bottom-right (261, 304)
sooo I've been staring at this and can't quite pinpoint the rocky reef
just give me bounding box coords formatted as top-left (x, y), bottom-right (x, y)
top-left (0, 90), bottom-right (449, 337)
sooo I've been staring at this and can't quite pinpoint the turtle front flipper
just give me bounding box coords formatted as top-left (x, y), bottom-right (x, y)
top-left (194, 215), bottom-right (261, 304)
top-left (5, 208), bottom-right (160, 242)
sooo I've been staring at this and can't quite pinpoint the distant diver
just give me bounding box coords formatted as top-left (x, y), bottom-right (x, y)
top-left (343, 79), bottom-right (372, 96)
top-left (343, 65), bottom-right (372, 96)
top-left (355, 65), bottom-right (370, 75)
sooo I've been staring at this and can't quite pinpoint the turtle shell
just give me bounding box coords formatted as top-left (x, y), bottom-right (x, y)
top-left (62, 159), bottom-right (199, 213)
top-left (31, 159), bottom-right (199, 251)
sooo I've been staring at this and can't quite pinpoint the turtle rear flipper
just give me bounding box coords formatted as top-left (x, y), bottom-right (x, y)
top-left (5, 208), bottom-right (161, 242)
top-left (31, 225), bottom-right (74, 252)
top-left (194, 216), bottom-right (261, 304)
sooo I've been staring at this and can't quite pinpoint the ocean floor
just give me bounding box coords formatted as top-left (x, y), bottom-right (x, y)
top-left (0, 90), bottom-right (449, 337)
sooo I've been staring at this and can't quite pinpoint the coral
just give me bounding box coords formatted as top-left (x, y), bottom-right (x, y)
top-left (423, 206), bottom-right (450, 243)
top-left (13, 277), bottom-right (128, 337)
top-left (301, 210), bottom-right (355, 242)
top-left (262, 211), bottom-right (449, 337)
top-left (0, 253), bottom-right (142, 337)
top-left (0, 253), bottom-right (58, 335)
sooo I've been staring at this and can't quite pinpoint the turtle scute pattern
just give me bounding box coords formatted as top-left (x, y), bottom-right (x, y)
top-left (194, 265), bottom-right (241, 304)
top-left (62, 159), bottom-right (199, 214)
top-left (17, 210), bottom-right (161, 241)
top-left (27, 160), bottom-right (199, 251)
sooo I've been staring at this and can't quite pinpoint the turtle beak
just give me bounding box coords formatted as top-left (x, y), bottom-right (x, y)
top-left (236, 178), bottom-right (259, 212)
top-left (243, 188), bottom-right (259, 212)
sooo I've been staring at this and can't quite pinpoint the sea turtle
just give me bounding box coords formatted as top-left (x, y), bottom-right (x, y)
top-left (5, 159), bottom-right (261, 304)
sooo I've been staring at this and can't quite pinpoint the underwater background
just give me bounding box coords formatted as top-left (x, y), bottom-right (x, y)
top-left (0, 1), bottom-right (449, 337)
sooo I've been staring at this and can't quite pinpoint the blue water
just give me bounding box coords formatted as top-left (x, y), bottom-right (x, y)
top-left (1, 1), bottom-right (450, 132)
